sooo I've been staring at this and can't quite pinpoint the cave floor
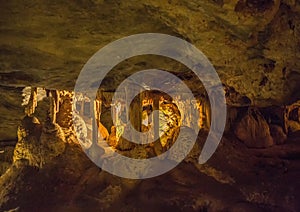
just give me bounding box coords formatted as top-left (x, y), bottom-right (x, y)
top-left (0, 132), bottom-right (299, 212)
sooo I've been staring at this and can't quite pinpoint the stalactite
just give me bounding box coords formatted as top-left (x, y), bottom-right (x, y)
top-left (56, 91), bottom-right (74, 129)
top-left (283, 106), bottom-right (289, 134)
top-left (153, 95), bottom-right (163, 155)
top-left (202, 98), bottom-right (211, 130)
top-left (196, 99), bottom-right (203, 129)
top-left (95, 100), bottom-right (101, 123)
top-left (91, 100), bottom-right (98, 143)
top-left (49, 90), bottom-right (60, 123)
top-left (25, 87), bottom-right (38, 116)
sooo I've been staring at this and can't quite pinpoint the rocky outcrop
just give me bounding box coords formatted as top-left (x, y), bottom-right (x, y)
top-left (13, 116), bottom-right (44, 167)
top-left (13, 114), bottom-right (67, 168)
top-left (234, 108), bottom-right (274, 148)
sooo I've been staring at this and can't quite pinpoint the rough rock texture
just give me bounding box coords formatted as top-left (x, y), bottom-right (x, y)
top-left (159, 101), bottom-right (181, 149)
top-left (234, 108), bottom-right (274, 148)
top-left (0, 146), bottom-right (14, 176)
top-left (13, 116), bottom-right (44, 167)
top-left (0, 1), bottom-right (300, 211)
top-left (1, 130), bottom-right (299, 211)
top-left (0, 0), bottom-right (299, 101)
top-left (13, 115), bottom-right (66, 168)
top-left (0, 0), bottom-right (300, 140)
top-left (40, 121), bottom-right (66, 158)
top-left (56, 91), bottom-right (74, 129)
top-left (0, 86), bottom-right (24, 141)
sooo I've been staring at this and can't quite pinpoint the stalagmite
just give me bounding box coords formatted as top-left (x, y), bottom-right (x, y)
top-left (25, 87), bottom-right (38, 116)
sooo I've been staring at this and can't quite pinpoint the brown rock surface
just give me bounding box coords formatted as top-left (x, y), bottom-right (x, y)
top-left (269, 124), bottom-right (287, 144)
top-left (234, 108), bottom-right (274, 148)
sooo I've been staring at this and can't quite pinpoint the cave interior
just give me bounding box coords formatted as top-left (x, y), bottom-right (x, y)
top-left (0, 0), bottom-right (300, 211)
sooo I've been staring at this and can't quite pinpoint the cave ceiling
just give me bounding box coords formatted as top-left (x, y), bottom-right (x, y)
top-left (0, 0), bottom-right (300, 105)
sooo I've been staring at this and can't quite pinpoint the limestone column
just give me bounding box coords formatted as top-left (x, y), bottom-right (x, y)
top-left (95, 100), bottom-right (101, 123)
top-left (203, 98), bottom-right (211, 130)
top-left (50, 90), bottom-right (60, 123)
top-left (129, 95), bottom-right (142, 136)
top-left (96, 90), bottom-right (103, 123)
top-left (125, 86), bottom-right (129, 123)
top-left (197, 99), bottom-right (204, 129)
top-left (25, 87), bottom-right (38, 116)
top-left (153, 95), bottom-right (163, 155)
top-left (283, 106), bottom-right (290, 134)
top-left (91, 100), bottom-right (98, 144)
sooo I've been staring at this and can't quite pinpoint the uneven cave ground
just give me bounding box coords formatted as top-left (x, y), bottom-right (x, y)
top-left (0, 131), bottom-right (299, 211)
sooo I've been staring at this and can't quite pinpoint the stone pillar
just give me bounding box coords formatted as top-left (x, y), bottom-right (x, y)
top-left (153, 95), bottom-right (163, 155)
top-left (96, 90), bottom-right (103, 123)
top-left (125, 86), bottom-right (129, 123)
top-left (25, 87), bottom-right (38, 116)
top-left (95, 100), bottom-right (101, 123)
top-left (130, 96), bottom-right (142, 134)
top-left (283, 106), bottom-right (290, 134)
top-left (91, 100), bottom-right (98, 144)
top-left (202, 98), bottom-right (211, 130)
top-left (50, 90), bottom-right (60, 123)
top-left (56, 91), bottom-right (74, 128)
top-left (197, 99), bottom-right (204, 129)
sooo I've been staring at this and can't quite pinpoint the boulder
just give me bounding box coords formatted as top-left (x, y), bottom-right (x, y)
top-left (234, 108), bottom-right (274, 148)
top-left (13, 116), bottom-right (44, 167)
